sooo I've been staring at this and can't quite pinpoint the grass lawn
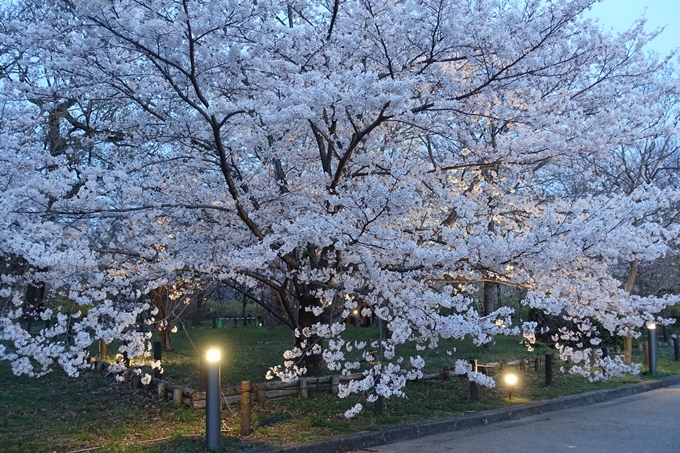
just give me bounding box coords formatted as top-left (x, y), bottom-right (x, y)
top-left (2, 323), bottom-right (679, 452)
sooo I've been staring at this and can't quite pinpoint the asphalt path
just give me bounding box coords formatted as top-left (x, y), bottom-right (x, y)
top-left (369, 384), bottom-right (680, 453)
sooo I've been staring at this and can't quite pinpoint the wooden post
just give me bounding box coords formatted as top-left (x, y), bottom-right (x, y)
top-left (98, 340), bottom-right (108, 359)
top-left (644, 341), bottom-right (650, 370)
top-left (545, 354), bottom-right (553, 386)
top-left (534, 357), bottom-right (540, 372)
top-left (501, 359), bottom-right (508, 371)
top-left (442, 366), bottom-right (449, 380)
top-left (331, 375), bottom-right (340, 396)
top-left (157, 382), bottom-right (166, 400)
top-left (298, 377), bottom-right (308, 398)
top-left (624, 334), bottom-right (632, 364)
top-left (374, 395), bottom-right (384, 414)
top-left (469, 359), bottom-right (479, 400)
top-left (173, 388), bottom-right (183, 407)
top-left (519, 359), bottom-right (526, 372)
top-left (131, 374), bottom-right (141, 390)
top-left (673, 335), bottom-right (679, 361)
top-left (153, 341), bottom-right (162, 379)
top-left (256, 387), bottom-right (266, 403)
top-left (240, 381), bottom-right (252, 436)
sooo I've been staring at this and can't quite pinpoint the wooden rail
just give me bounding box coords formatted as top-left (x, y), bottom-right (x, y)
top-left (89, 354), bottom-right (554, 410)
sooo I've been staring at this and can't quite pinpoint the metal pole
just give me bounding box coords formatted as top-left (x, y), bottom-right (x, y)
top-left (206, 350), bottom-right (221, 451)
top-left (648, 325), bottom-right (657, 375)
top-left (673, 334), bottom-right (679, 361)
top-left (545, 353), bottom-right (553, 386)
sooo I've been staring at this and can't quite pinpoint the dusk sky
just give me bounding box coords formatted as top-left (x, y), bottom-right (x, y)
top-left (586, 0), bottom-right (680, 58)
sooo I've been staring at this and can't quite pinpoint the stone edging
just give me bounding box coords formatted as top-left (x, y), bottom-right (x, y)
top-left (250, 375), bottom-right (680, 453)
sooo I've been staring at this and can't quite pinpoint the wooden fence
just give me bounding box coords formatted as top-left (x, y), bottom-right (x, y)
top-left (88, 354), bottom-right (553, 410)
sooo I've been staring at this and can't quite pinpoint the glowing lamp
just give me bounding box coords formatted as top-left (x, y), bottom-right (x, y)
top-left (206, 349), bottom-right (221, 362)
top-left (504, 373), bottom-right (518, 400)
top-left (505, 373), bottom-right (518, 385)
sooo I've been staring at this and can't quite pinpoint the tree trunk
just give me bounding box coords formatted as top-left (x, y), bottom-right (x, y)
top-left (295, 294), bottom-right (324, 377)
top-left (483, 282), bottom-right (496, 316)
top-left (23, 280), bottom-right (45, 331)
top-left (152, 286), bottom-right (173, 351)
top-left (623, 260), bottom-right (638, 364)
top-left (483, 219), bottom-right (497, 318)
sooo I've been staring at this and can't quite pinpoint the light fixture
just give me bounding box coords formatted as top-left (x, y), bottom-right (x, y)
top-left (206, 349), bottom-right (221, 362)
top-left (205, 348), bottom-right (221, 451)
top-left (647, 323), bottom-right (657, 375)
top-left (504, 373), bottom-right (518, 400)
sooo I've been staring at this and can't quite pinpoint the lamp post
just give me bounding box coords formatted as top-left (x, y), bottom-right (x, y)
top-left (206, 349), bottom-right (221, 451)
top-left (647, 323), bottom-right (657, 375)
top-left (504, 373), bottom-right (518, 400)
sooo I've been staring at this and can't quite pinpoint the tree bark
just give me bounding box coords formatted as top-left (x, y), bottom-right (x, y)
top-left (152, 286), bottom-right (173, 350)
top-left (295, 294), bottom-right (324, 377)
top-left (483, 282), bottom-right (496, 316)
top-left (623, 260), bottom-right (638, 364)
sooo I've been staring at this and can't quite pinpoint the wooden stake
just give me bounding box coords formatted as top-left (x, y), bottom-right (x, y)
top-left (173, 388), bottom-right (183, 407)
top-left (157, 382), bottom-right (166, 400)
top-left (644, 341), bottom-right (650, 370)
top-left (240, 381), bottom-right (251, 436)
top-left (98, 340), bottom-right (108, 359)
top-left (298, 378), bottom-right (308, 398)
top-left (331, 375), bottom-right (340, 396)
top-left (469, 359), bottom-right (479, 400)
top-left (256, 387), bottom-right (266, 403)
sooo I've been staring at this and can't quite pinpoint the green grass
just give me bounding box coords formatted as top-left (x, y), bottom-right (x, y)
top-left (3, 324), bottom-right (680, 452)
top-left (156, 323), bottom-right (555, 388)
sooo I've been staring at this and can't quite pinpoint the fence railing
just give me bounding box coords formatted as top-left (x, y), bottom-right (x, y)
top-left (87, 352), bottom-right (555, 410)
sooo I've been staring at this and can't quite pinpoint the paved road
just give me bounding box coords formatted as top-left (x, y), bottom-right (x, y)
top-left (369, 384), bottom-right (680, 453)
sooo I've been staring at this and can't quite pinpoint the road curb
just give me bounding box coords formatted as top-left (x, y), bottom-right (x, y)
top-left (249, 375), bottom-right (680, 453)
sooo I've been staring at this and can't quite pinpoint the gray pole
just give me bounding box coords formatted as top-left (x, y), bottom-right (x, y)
top-left (673, 334), bottom-right (679, 361)
top-left (648, 325), bottom-right (657, 375)
top-left (206, 351), bottom-right (221, 451)
top-left (545, 353), bottom-right (553, 386)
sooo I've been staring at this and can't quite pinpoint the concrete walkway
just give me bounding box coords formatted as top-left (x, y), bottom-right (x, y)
top-left (372, 383), bottom-right (680, 453)
top-left (252, 375), bottom-right (680, 453)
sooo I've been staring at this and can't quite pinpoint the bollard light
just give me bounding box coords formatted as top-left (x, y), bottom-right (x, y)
top-left (206, 348), bottom-right (221, 452)
top-left (647, 323), bottom-right (657, 375)
top-left (504, 373), bottom-right (518, 400)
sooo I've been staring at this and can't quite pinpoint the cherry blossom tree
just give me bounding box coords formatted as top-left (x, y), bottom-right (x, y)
top-left (1, 0), bottom-right (679, 409)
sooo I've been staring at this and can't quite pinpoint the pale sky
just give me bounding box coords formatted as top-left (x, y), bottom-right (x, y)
top-left (586, 0), bottom-right (680, 58)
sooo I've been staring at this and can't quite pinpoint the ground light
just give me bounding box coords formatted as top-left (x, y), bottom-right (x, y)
top-left (206, 348), bottom-right (221, 452)
top-left (648, 323), bottom-right (657, 375)
top-left (505, 373), bottom-right (518, 400)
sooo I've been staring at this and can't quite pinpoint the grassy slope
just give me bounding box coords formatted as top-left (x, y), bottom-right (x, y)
top-left (2, 324), bottom-right (677, 452)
